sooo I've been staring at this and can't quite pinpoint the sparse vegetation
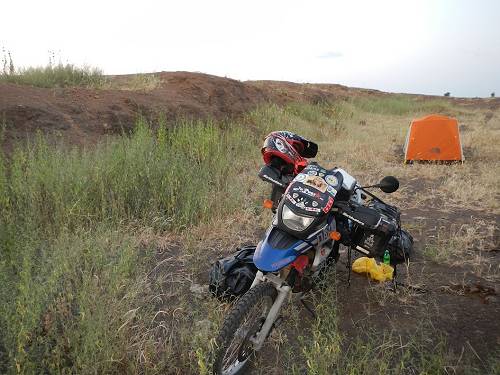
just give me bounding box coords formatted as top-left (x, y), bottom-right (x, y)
top-left (350, 95), bottom-right (451, 116)
top-left (1, 63), bottom-right (105, 88)
top-left (0, 97), bottom-right (498, 374)
top-left (1, 50), bottom-right (105, 88)
top-left (103, 73), bottom-right (163, 91)
top-left (0, 51), bottom-right (165, 91)
top-left (300, 287), bottom-right (457, 375)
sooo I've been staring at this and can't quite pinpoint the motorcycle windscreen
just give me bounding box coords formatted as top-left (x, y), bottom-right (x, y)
top-left (253, 227), bottom-right (310, 272)
top-left (285, 165), bottom-right (343, 216)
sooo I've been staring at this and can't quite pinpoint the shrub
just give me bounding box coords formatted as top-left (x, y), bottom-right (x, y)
top-left (0, 117), bottom-right (256, 373)
top-left (1, 50), bottom-right (105, 88)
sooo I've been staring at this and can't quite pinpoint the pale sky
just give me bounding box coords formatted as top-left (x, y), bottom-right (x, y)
top-left (1, 0), bottom-right (499, 97)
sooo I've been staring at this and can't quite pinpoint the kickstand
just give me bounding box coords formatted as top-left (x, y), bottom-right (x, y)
top-left (299, 296), bottom-right (317, 320)
top-left (346, 246), bottom-right (352, 287)
top-left (391, 263), bottom-right (398, 292)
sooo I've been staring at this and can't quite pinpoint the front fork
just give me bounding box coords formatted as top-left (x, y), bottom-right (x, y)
top-left (249, 271), bottom-right (291, 350)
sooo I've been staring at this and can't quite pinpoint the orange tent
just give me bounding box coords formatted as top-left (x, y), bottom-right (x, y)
top-left (403, 115), bottom-right (464, 162)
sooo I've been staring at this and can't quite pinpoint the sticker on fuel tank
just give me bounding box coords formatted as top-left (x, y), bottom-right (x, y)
top-left (325, 175), bottom-right (338, 186)
top-left (326, 185), bottom-right (337, 195)
top-left (295, 200), bottom-right (306, 209)
top-left (323, 197), bottom-right (334, 213)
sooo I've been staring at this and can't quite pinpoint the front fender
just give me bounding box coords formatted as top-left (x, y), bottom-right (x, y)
top-left (253, 227), bottom-right (311, 272)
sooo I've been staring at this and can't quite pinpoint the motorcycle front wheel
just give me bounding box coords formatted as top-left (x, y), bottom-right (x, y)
top-left (213, 282), bottom-right (277, 375)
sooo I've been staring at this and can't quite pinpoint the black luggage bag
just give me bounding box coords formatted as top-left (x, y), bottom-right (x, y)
top-left (209, 245), bottom-right (257, 300)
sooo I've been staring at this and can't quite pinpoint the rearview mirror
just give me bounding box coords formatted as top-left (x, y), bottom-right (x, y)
top-left (379, 176), bottom-right (399, 193)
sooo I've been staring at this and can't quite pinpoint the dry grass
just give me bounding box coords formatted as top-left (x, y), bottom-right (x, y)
top-left (103, 73), bottom-right (163, 91)
top-left (1, 95), bottom-right (498, 374)
top-left (139, 99), bottom-right (497, 373)
top-left (307, 102), bottom-right (499, 212)
top-left (0, 51), bottom-right (163, 91)
top-left (1, 52), bottom-right (105, 88)
top-left (222, 99), bottom-right (499, 373)
top-left (424, 217), bottom-right (499, 280)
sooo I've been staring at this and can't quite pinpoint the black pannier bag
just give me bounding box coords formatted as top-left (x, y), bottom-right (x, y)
top-left (336, 200), bottom-right (413, 264)
top-left (209, 246), bottom-right (258, 300)
top-left (387, 229), bottom-right (414, 263)
top-left (367, 201), bottom-right (413, 263)
top-left (335, 201), bottom-right (397, 258)
top-left (367, 200), bottom-right (401, 223)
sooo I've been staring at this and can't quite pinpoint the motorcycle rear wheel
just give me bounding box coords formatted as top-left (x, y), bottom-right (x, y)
top-left (213, 282), bottom-right (277, 375)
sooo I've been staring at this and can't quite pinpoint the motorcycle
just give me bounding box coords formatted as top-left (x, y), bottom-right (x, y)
top-left (212, 131), bottom-right (410, 375)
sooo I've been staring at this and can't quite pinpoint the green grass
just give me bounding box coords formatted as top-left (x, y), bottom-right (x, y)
top-left (245, 101), bottom-right (353, 140)
top-left (2, 119), bottom-right (252, 233)
top-left (0, 99), bottom-right (495, 374)
top-left (350, 96), bottom-right (451, 116)
top-left (0, 51), bottom-right (160, 90)
top-left (0, 63), bottom-right (105, 88)
top-left (0, 117), bottom-right (257, 373)
top-left (290, 271), bottom-right (489, 375)
top-left (0, 102), bottom-right (356, 374)
top-left (0, 228), bottom-right (147, 373)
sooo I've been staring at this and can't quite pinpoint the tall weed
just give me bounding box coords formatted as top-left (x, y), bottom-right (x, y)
top-left (0, 117), bottom-right (256, 373)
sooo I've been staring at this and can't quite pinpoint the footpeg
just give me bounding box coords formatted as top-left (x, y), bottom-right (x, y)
top-left (272, 316), bottom-right (284, 330)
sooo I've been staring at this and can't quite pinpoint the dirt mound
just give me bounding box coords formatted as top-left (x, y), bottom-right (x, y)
top-left (2, 71), bottom-right (499, 150)
top-left (0, 72), bottom-right (349, 150)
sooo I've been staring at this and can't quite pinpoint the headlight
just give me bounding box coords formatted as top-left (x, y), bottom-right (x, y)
top-left (281, 205), bottom-right (314, 232)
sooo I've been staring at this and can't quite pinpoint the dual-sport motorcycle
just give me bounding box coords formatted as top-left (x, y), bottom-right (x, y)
top-left (212, 131), bottom-right (412, 375)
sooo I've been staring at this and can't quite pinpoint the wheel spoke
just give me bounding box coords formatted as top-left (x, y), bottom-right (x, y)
top-left (214, 283), bottom-right (279, 375)
top-left (221, 298), bottom-right (271, 373)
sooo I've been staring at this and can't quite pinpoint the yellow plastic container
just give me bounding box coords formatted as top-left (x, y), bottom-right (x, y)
top-left (352, 256), bottom-right (394, 282)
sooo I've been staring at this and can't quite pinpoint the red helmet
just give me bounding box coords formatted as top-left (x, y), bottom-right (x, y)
top-left (261, 131), bottom-right (317, 174)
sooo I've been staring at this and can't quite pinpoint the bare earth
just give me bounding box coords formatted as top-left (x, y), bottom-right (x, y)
top-left (0, 72), bottom-right (347, 149)
top-left (2, 71), bottom-right (499, 150)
